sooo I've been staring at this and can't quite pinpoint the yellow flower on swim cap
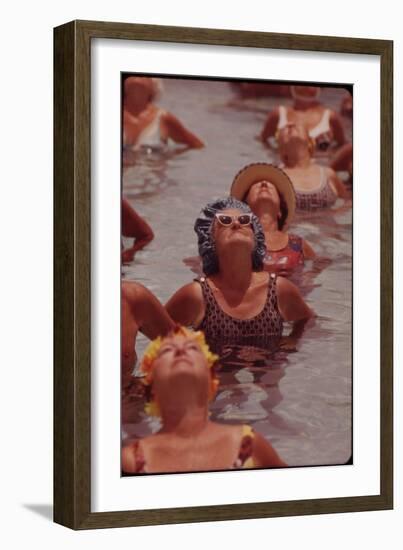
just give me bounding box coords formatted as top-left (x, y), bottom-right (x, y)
top-left (140, 326), bottom-right (220, 417)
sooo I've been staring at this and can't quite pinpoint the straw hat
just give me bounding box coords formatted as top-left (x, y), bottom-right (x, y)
top-left (231, 163), bottom-right (296, 226)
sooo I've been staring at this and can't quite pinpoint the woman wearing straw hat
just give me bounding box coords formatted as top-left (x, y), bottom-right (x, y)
top-left (122, 326), bottom-right (286, 474)
top-left (166, 197), bottom-right (313, 359)
top-left (231, 162), bottom-right (316, 277)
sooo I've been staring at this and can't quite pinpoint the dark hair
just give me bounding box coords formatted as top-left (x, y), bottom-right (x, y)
top-left (194, 197), bottom-right (266, 276)
top-left (243, 188), bottom-right (289, 231)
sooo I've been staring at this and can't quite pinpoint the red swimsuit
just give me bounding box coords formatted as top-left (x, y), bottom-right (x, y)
top-left (263, 234), bottom-right (304, 277)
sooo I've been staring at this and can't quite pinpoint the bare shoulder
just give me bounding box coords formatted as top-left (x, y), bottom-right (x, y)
top-left (252, 430), bottom-right (287, 468)
top-left (121, 441), bottom-right (139, 473)
top-left (252, 271), bottom-right (271, 288)
top-left (166, 281), bottom-right (204, 326)
top-left (275, 274), bottom-right (297, 294)
top-left (276, 275), bottom-right (313, 321)
top-left (122, 280), bottom-right (142, 301)
top-left (167, 281), bottom-right (203, 304)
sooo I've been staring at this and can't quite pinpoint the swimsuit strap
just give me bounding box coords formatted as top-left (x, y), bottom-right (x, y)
top-left (322, 167), bottom-right (338, 199)
top-left (309, 108), bottom-right (331, 138)
top-left (195, 276), bottom-right (217, 320)
top-left (278, 105), bottom-right (288, 129)
top-left (267, 272), bottom-right (281, 315)
top-left (319, 165), bottom-right (327, 190)
top-left (233, 425), bottom-right (255, 469)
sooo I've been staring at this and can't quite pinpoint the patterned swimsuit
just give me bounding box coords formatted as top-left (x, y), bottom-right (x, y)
top-left (295, 166), bottom-right (337, 211)
top-left (124, 424), bottom-right (257, 474)
top-left (195, 274), bottom-right (283, 366)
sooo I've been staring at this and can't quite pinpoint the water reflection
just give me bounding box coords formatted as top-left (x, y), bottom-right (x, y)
top-left (121, 79), bottom-right (352, 467)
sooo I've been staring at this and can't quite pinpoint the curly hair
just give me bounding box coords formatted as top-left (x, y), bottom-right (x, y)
top-left (140, 326), bottom-right (220, 417)
top-left (194, 197), bottom-right (266, 276)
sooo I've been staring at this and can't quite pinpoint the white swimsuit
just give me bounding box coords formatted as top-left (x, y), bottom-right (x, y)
top-left (278, 105), bottom-right (333, 151)
top-left (134, 109), bottom-right (166, 150)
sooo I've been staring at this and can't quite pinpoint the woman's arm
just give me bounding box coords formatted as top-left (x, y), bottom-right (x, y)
top-left (327, 167), bottom-right (351, 200)
top-left (123, 281), bottom-right (174, 340)
top-left (260, 108), bottom-right (280, 143)
top-left (123, 110), bottom-right (142, 146)
top-left (302, 239), bottom-right (316, 260)
top-left (122, 199), bottom-right (154, 262)
top-left (276, 276), bottom-right (313, 322)
top-left (160, 112), bottom-right (204, 148)
top-left (276, 276), bottom-right (314, 350)
top-left (330, 142), bottom-right (353, 174)
top-left (330, 111), bottom-right (346, 147)
top-left (165, 282), bottom-right (205, 327)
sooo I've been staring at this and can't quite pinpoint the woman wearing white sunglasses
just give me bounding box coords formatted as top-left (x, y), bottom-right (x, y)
top-left (166, 197), bottom-right (313, 361)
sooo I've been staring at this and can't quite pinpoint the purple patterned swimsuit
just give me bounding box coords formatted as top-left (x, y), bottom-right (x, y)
top-left (195, 274), bottom-right (283, 367)
top-left (295, 167), bottom-right (337, 211)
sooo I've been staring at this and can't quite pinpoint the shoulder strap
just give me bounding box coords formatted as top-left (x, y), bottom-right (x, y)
top-left (278, 105), bottom-right (288, 128)
top-left (236, 425), bottom-right (255, 467)
top-left (194, 276), bottom-right (212, 300)
top-left (309, 108), bottom-right (331, 139)
top-left (318, 166), bottom-right (328, 189)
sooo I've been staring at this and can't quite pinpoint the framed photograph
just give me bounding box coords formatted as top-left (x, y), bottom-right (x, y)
top-left (54, 20), bottom-right (393, 529)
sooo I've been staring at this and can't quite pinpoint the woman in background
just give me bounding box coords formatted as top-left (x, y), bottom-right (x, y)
top-left (123, 76), bottom-right (205, 151)
top-left (277, 124), bottom-right (350, 211)
top-left (231, 162), bottom-right (316, 276)
top-left (260, 85), bottom-right (346, 153)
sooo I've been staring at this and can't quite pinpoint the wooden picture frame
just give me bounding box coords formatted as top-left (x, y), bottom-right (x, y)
top-left (54, 20), bottom-right (393, 529)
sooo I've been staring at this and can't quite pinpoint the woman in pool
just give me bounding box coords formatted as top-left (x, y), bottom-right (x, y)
top-left (260, 85), bottom-right (346, 153)
top-left (231, 162), bottom-right (316, 276)
top-left (167, 197), bottom-right (313, 360)
top-left (122, 326), bottom-right (286, 474)
top-left (277, 124), bottom-right (350, 211)
top-left (123, 76), bottom-right (204, 151)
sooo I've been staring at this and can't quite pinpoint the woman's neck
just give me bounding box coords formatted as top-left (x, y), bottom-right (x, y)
top-left (160, 403), bottom-right (209, 437)
top-left (257, 212), bottom-right (280, 234)
top-left (293, 98), bottom-right (320, 111)
top-left (250, 204), bottom-right (280, 234)
top-left (215, 251), bottom-right (254, 292)
top-left (125, 99), bottom-right (154, 117)
top-left (282, 146), bottom-right (312, 168)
